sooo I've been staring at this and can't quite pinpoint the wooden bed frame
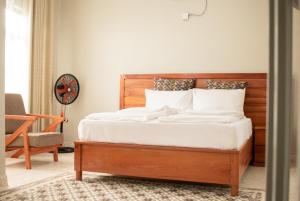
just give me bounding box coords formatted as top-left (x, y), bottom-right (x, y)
top-left (74, 73), bottom-right (267, 196)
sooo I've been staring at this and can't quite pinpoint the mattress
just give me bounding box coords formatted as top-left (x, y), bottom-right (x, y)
top-left (78, 118), bottom-right (252, 150)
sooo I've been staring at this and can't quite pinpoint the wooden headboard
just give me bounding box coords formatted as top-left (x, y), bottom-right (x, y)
top-left (120, 73), bottom-right (267, 127)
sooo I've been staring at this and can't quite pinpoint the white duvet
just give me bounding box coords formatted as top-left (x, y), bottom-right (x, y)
top-left (78, 117), bottom-right (252, 150)
top-left (85, 107), bottom-right (244, 124)
top-left (85, 106), bottom-right (178, 122)
top-left (158, 111), bottom-right (244, 123)
top-left (79, 107), bottom-right (252, 150)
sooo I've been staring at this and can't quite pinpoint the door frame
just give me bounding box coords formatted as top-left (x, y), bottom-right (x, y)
top-left (267, 0), bottom-right (293, 200)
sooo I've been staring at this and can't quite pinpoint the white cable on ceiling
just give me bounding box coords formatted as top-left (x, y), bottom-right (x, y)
top-left (189, 0), bottom-right (208, 17)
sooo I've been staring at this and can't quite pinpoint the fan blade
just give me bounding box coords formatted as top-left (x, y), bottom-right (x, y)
top-left (56, 84), bottom-right (65, 89)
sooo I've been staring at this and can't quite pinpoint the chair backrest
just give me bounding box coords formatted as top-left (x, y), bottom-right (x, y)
top-left (5, 93), bottom-right (26, 134)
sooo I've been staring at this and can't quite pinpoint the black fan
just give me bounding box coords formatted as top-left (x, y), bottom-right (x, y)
top-left (54, 74), bottom-right (80, 153)
top-left (54, 74), bottom-right (80, 105)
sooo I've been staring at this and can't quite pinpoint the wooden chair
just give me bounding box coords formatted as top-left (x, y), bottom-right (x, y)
top-left (5, 94), bottom-right (64, 169)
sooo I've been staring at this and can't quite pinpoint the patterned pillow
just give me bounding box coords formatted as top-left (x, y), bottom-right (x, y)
top-left (207, 80), bottom-right (248, 89)
top-left (154, 78), bottom-right (196, 91)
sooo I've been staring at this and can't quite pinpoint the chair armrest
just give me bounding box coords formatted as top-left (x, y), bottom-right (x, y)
top-left (5, 115), bottom-right (37, 121)
top-left (27, 114), bottom-right (64, 132)
top-left (5, 117), bottom-right (36, 147)
top-left (27, 114), bottom-right (62, 119)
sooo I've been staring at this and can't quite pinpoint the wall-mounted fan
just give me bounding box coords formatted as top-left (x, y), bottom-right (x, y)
top-left (54, 74), bottom-right (80, 153)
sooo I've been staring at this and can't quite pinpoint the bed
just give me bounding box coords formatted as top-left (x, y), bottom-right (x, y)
top-left (74, 73), bottom-right (267, 196)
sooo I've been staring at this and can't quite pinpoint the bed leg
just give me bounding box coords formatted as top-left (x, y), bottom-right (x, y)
top-left (230, 152), bottom-right (240, 196)
top-left (231, 185), bottom-right (239, 196)
top-left (76, 170), bottom-right (82, 181)
top-left (74, 142), bottom-right (83, 181)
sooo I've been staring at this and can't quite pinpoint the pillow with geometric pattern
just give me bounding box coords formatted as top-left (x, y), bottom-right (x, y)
top-left (154, 78), bottom-right (196, 91)
top-left (207, 80), bottom-right (248, 89)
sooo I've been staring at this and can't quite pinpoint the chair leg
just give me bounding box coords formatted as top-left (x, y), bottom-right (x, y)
top-left (53, 147), bottom-right (58, 162)
top-left (23, 132), bottom-right (32, 169)
top-left (11, 149), bottom-right (24, 158)
top-left (24, 147), bottom-right (32, 169)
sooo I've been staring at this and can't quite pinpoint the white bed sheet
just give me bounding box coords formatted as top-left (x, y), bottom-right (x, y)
top-left (78, 118), bottom-right (252, 150)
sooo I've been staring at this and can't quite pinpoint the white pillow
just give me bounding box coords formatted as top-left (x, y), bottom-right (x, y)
top-left (192, 89), bottom-right (246, 116)
top-left (145, 89), bottom-right (192, 110)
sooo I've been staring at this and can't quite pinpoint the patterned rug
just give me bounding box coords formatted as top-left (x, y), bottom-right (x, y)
top-left (0, 172), bottom-right (265, 201)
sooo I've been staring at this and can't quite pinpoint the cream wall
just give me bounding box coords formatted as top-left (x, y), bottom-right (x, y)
top-left (53, 0), bottom-right (269, 144)
top-left (0, 0), bottom-right (7, 188)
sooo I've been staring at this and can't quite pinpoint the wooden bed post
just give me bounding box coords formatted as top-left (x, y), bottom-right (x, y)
top-left (74, 142), bottom-right (82, 181)
top-left (230, 152), bottom-right (240, 196)
top-left (119, 75), bottom-right (126, 110)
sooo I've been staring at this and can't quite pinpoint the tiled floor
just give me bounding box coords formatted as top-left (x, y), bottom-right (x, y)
top-left (3, 152), bottom-right (298, 200)
top-left (5, 152), bottom-right (73, 188)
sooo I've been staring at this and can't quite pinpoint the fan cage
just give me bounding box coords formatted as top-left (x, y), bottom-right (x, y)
top-left (54, 74), bottom-right (80, 105)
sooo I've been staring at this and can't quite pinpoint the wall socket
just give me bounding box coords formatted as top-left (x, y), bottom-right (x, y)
top-left (182, 13), bottom-right (189, 21)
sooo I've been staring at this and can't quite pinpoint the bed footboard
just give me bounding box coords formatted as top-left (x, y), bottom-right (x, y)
top-left (74, 136), bottom-right (252, 196)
